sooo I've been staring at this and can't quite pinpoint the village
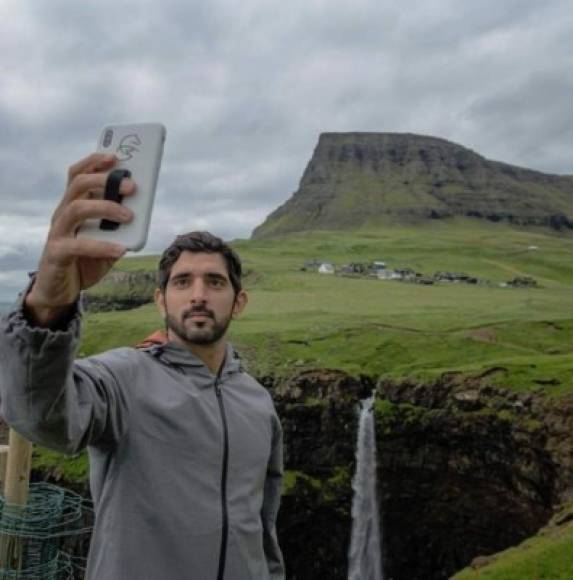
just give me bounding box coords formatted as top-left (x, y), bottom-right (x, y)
top-left (300, 259), bottom-right (539, 289)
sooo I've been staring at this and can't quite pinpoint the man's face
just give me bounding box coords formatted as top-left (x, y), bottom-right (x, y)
top-left (155, 251), bottom-right (247, 347)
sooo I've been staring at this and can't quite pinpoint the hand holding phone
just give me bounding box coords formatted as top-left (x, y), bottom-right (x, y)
top-left (25, 153), bottom-right (133, 327)
top-left (78, 123), bottom-right (166, 251)
top-left (25, 124), bottom-right (166, 327)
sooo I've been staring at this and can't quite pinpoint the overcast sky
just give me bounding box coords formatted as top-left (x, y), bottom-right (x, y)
top-left (1, 0), bottom-right (572, 301)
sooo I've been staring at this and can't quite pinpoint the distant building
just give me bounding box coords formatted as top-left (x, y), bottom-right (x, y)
top-left (301, 258), bottom-right (324, 272)
top-left (434, 271), bottom-right (476, 283)
top-left (507, 276), bottom-right (538, 288)
top-left (338, 262), bottom-right (368, 275)
top-left (318, 263), bottom-right (335, 275)
top-left (371, 261), bottom-right (387, 272)
top-left (377, 269), bottom-right (400, 280)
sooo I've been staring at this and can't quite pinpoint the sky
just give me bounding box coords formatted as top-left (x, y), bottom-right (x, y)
top-left (0, 0), bottom-right (572, 301)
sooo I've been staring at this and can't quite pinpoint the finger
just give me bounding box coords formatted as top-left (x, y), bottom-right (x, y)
top-left (67, 172), bottom-right (136, 202)
top-left (64, 237), bottom-right (127, 260)
top-left (67, 153), bottom-right (116, 183)
top-left (52, 175), bottom-right (135, 225)
top-left (47, 236), bottom-right (127, 263)
top-left (52, 199), bottom-right (134, 237)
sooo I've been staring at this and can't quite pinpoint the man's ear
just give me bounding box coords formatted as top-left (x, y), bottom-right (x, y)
top-left (232, 290), bottom-right (248, 318)
top-left (155, 288), bottom-right (166, 317)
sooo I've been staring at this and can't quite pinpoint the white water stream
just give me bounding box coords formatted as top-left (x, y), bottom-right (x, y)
top-left (347, 394), bottom-right (383, 580)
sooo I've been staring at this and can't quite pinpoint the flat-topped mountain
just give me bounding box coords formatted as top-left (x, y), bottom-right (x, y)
top-left (252, 133), bottom-right (573, 238)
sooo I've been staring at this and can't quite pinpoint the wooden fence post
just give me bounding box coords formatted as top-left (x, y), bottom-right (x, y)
top-left (0, 429), bottom-right (33, 571)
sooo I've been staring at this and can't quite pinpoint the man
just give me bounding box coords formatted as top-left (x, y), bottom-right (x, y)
top-left (0, 153), bottom-right (285, 580)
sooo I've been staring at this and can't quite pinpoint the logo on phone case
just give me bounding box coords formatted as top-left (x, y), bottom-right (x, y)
top-left (117, 134), bottom-right (142, 161)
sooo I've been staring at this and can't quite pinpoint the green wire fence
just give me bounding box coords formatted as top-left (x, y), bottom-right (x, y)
top-left (0, 483), bottom-right (93, 579)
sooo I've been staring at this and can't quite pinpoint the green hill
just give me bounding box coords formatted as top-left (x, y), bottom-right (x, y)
top-left (253, 133), bottom-right (573, 238)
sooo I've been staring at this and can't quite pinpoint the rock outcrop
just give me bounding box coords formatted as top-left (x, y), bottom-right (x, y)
top-left (252, 133), bottom-right (573, 238)
top-left (267, 370), bottom-right (573, 580)
top-left (83, 270), bottom-right (156, 312)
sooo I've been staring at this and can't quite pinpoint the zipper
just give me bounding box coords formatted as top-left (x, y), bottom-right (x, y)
top-left (215, 374), bottom-right (230, 580)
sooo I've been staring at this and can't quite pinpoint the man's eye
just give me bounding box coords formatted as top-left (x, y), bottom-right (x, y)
top-left (209, 278), bottom-right (225, 287)
top-left (172, 278), bottom-right (189, 288)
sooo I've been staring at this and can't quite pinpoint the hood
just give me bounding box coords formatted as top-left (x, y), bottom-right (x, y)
top-left (136, 330), bottom-right (168, 349)
top-left (136, 329), bottom-right (242, 377)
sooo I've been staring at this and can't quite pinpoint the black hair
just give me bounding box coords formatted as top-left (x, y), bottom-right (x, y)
top-left (158, 231), bottom-right (242, 295)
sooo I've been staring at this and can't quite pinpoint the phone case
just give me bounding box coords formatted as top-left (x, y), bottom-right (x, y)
top-left (77, 123), bottom-right (166, 251)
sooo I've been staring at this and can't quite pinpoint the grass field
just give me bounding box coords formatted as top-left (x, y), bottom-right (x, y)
top-left (80, 219), bottom-right (573, 396)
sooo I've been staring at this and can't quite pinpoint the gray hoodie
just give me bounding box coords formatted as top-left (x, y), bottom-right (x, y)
top-left (0, 295), bottom-right (285, 580)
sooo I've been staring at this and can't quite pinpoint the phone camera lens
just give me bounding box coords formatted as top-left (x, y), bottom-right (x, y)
top-left (103, 129), bottom-right (114, 148)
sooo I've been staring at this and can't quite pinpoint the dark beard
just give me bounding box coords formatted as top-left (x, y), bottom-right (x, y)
top-left (165, 306), bottom-right (232, 346)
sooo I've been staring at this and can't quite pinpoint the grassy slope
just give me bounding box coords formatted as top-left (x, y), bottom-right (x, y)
top-left (79, 219), bottom-right (573, 395)
top-left (451, 503), bottom-right (573, 580)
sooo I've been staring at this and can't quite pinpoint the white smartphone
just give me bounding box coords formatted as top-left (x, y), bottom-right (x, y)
top-left (77, 123), bottom-right (166, 251)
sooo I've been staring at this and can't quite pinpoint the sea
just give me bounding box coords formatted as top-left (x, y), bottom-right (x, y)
top-left (0, 302), bottom-right (13, 316)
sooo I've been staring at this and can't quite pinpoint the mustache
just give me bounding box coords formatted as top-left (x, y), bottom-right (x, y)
top-left (182, 307), bottom-right (215, 320)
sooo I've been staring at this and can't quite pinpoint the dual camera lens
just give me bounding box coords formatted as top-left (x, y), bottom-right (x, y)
top-left (103, 129), bottom-right (114, 148)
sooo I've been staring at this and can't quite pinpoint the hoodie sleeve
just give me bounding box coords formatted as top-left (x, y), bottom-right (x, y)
top-left (261, 411), bottom-right (286, 579)
top-left (0, 290), bottom-right (130, 455)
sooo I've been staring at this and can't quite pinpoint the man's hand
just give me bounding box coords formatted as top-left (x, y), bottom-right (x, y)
top-left (25, 153), bottom-right (135, 327)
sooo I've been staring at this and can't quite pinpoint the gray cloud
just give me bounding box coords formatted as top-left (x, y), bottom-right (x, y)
top-left (0, 0), bottom-right (572, 298)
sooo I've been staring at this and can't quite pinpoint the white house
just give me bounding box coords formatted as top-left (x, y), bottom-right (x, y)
top-left (377, 269), bottom-right (401, 280)
top-left (371, 261), bottom-right (387, 271)
top-left (318, 263), bottom-right (335, 275)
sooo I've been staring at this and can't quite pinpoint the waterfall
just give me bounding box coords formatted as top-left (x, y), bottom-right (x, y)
top-left (347, 394), bottom-right (383, 580)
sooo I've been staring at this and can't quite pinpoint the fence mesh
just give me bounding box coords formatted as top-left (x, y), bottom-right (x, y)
top-left (0, 483), bottom-right (92, 579)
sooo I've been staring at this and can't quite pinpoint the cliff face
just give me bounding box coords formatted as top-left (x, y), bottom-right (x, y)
top-left (252, 133), bottom-right (573, 238)
top-left (83, 270), bottom-right (156, 312)
top-left (268, 371), bottom-right (373, 579)
top-left (267, 370), bottom-right (573, 580)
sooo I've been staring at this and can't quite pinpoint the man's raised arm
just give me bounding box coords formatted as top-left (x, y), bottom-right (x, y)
top-left (0, 153), bottom-right (136, 453)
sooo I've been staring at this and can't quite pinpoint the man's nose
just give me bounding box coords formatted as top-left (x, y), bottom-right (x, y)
top-left (189, 279), bottom-right (207, 302)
